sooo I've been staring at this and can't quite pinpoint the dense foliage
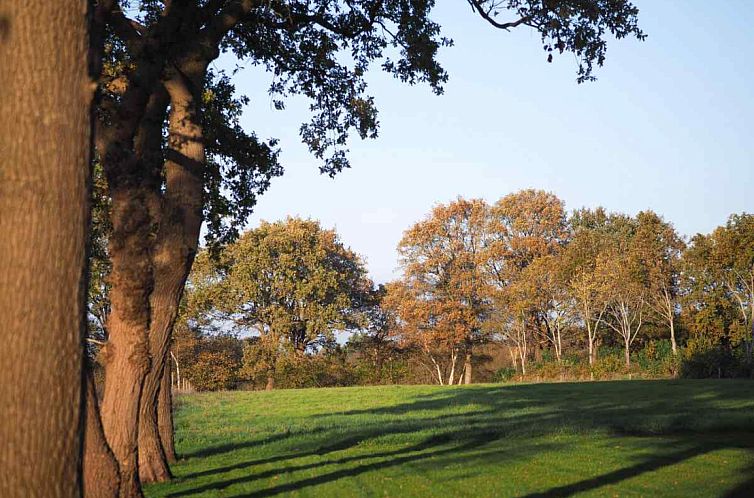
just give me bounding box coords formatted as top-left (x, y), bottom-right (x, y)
top-left (168, 191), bottom-right (754, 389)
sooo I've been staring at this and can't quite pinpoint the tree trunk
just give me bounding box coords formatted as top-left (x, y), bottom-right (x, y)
top-left (158, 365), bottom-right (176, 464)
top-left (137, 362), bottom-right (172, 484)
top-left (0, 1), bottom-right (91, 495)
top-left (624, 338), bottom-right (631, 368)
top-left (84, 370), bottom-right (120, 498)
top-left (669, 318), bottom-right (677, 356)
top-left (463, 350), bottom-right (472, 385)
top-left (99, 182), bottom-right (158, 498)
top-left (266, 375), bottom-right (275, 391)
top-left (99, 81), bottom-right (172, 496)
top-left (508, 346), bottom-right (518, 374)
top-left (447, 349), bottom-right (457, 385)
top-left (749, 306), bottom-right (754, 364)
top-left (138, 71), bottom-right (204, 483)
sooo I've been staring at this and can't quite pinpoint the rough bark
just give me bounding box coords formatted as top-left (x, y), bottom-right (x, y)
top-left (137, 362), bottom-right (172, 483)
top-left (0, 0), bottom-right (91, 495)
top-left (158, 366), bottom-right (176, 464)
top-left (138, 66), bottom-right (205, 483)
top-left (99, 87), bottom-right (169, 498)
top-left (84, 370), bottom-right (120, 498)
top-left (99, 185), bottom-right (153, 498)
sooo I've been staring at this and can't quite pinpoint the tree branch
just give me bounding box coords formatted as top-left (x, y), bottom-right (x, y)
top-left (200, 0), bottom-right (260, 47)
top-left (466, 0), bottom-right (533, 31)
top-left (98, 0), bottom-right (142, 48)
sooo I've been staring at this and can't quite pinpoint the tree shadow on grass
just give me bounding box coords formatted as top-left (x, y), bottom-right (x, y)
top-left (520, 442), bottom-right (727, 498)
top-left (179, 409), bottom-right (491, 481)
top-left (167, 380), bottom-right (754, 497)
top-left (230, 434), bottom-right (521, 498)
top-left (179, 427), bottom-right (327, 459)
top-left (722, 460), bottom-right (754, 498)
top-left (220, 437), bottom-right (749, 498)
top-left (168, 431), bottom-right (521, 497)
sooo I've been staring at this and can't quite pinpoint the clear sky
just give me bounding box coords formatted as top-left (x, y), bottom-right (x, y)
top-left (220, 0), bottom-right (754, 285)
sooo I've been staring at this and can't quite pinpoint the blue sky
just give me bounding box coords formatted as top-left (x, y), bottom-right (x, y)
top-left (220, 1), bottom-right (754, 284)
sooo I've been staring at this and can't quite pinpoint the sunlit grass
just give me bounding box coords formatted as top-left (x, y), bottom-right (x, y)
top-left (145, 379), bottom-right (754, 497)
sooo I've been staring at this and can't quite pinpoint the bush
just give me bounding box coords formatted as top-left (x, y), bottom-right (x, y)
top-left (493, 367), bottom-right (517, 383)
top-left (187, 351), bottom-right (241, 391)
top-left (680, 337), bottom-right (752, 379)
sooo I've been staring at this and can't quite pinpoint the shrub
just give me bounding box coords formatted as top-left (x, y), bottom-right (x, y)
top-left (187, 351), bottom-right (241, 391)
top-left (493, 367), bottom-right (517, 383)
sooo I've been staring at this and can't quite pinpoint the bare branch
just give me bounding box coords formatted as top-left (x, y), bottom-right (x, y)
top-left (466, 0), bottom-right (533, 31)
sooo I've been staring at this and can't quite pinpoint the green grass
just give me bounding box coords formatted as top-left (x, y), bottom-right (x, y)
top-left (145, 380), bottom-right (754, 497)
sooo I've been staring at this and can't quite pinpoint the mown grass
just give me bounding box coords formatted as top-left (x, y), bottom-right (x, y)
top-left (145, 379), bottom-right (754, 497)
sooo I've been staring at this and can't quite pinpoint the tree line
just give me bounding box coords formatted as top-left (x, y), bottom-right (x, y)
top-left (2, 1), bottom-right (647, 496)
top-left (386, 191), bottom-right (753, 383)
top-left (171, 192), bottom-right (754, 391)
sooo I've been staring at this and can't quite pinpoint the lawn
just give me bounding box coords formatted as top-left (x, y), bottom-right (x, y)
top-left (145, 380), bottom-right (754, 497)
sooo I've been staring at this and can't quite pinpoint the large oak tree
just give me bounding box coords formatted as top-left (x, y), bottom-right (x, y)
top-left (186, 217), bottom-right (373, 389)
top-left (0, 1), bottom-right (93, 495)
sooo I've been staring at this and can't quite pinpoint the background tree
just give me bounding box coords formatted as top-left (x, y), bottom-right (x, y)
top-left (521, 254), bottom-right (574, 365)
top-left (188, 218), bottom-right (372, 389)
top-left (713, 214), bottom-right (754, 361)
top-left (598, 216), bottom-right (647, 369)
top-left (680, 214), bottom-right (754, 375)
top-left (486, 189), bottom-right (570, 361)
top-left (489, 281), bottom-right (532, 376)
top-left (561, 213), bottom-right (612, 366)
top-left (632, 211), bottom-right (685, 355)
top-left (388, 198), bottom-right (492, 384)
top-left (0, 1), bottom-right (93, 495)
top-left (344, 285), bottom-right (402, 384)
top-left (384, 281), bottom-right (467, 385)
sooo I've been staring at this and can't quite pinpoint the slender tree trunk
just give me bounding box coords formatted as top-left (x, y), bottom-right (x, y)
top-left (749, 304), bottom-right (754, 364)
top-left (665, 290), bottom-right (677, 356)
top-left (508, 346), bottom-right (518, 374)
top-left (587, 331), bottom-right (597, 380)
top-left (429, 354), bottom-right (444, 385)
top-left (447, 349), bottom-right (458, 385)
top-left (266, 375), bottom-right (275, 391)
top-left (555, 328), bottom-right (562, 364)
top-left (171, 352), bottom-right (181, 392)
top-left (157, 366), bottom-right (176, 464)
top-left (0, 1), bottom-right (91, 495)
top-left (463, 350), bottom-right (472, 385)
top-left (624, 336), bottom-right (631, 368)
top-left (84, 370), bottom-right (120, 498)
top-left (669, 318), bottom-right (677, 356)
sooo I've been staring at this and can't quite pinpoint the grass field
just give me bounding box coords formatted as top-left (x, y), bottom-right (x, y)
top-left (145, 380), bottom-right (754, 497)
